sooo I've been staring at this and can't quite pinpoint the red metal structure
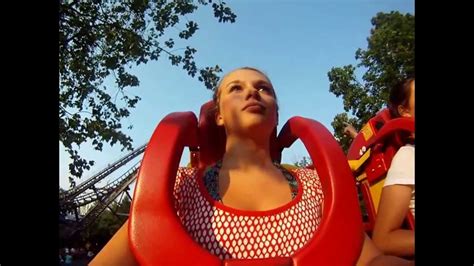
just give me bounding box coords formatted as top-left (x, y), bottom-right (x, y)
top-left (347, 108), bottom-right (415, 234)
top-left (129, 101), bottom-right (364, 265)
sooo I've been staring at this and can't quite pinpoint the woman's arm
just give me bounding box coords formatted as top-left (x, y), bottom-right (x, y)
top-left (89, 219), bottom-right (138, 266)
top-left (372, 184), bottom-right (414, 256)
top-left (357, 232), bottom-right (414, 266)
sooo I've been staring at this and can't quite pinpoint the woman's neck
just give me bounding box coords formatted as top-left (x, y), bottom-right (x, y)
top-left (221, 136), bottom-right (274, 171)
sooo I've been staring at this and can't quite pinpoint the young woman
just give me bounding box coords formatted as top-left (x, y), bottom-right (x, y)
top-left (91, 68), bottom-right (413, 266)
top-left (372, 78), bottom-right (415, 257)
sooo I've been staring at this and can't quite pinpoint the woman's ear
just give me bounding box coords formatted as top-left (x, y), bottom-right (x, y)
top-left (215, 111), bottom-right (224, 126)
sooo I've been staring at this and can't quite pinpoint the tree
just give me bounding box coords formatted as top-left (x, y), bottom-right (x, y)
top-left (60, 0), bottom-right (237, 186)
top-left (80, 196), bottom-right (131, 248)
top-left (294, 156), bottom-right (312, 168)
top-left (327, 11), bottom-right (414, 152)
top-left (115, 195), bottom-right (132, 215)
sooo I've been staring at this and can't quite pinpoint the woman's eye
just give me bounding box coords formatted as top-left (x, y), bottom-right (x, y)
top-left (229, 85), bottom-right (242, 92)
top-left (258, 86), bottom-right (271, 93)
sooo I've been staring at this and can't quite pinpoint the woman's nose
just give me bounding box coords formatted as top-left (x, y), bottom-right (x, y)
top-left (245, 86), bottom-right (261, 100)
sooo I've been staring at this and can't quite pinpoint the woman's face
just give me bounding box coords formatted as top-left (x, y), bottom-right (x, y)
top-left (215, 69), bottom-right (278, 136)
top-left (399, 80), bottom-right (415, 119)
top-left (407, 80), bottom-right (415, 118)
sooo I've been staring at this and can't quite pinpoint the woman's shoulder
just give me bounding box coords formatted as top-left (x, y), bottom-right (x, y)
top-left (282, 166), bottom-right (321, 191)
top-left (290, 167), bottom-right (319, 179)
top-left (176, 166), bottom-right (198, 181)
top-left (399, 144), bottom-right (415, 152)
top-left (393, 144), bottom-right (414, 162)
top-left (174, 167), bottom-right (201, 201)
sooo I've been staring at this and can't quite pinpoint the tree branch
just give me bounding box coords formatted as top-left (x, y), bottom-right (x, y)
top-left (60, 105), bottom-right (74, 117)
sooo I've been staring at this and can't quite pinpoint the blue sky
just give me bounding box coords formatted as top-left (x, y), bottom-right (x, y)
top-left (59, 0), bottom-right (414, 189)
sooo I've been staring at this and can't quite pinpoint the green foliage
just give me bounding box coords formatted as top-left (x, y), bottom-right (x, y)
top-left (327, 11), bottom-right (414, 152)
top-left (60, 0), bottom-right (236, 185)
top-left (81, 196), bottom-right (132, 247)
top-left (294, 156), bottom-right (312, 168)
